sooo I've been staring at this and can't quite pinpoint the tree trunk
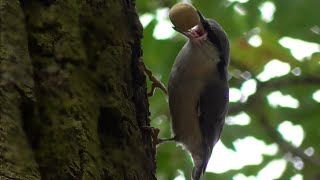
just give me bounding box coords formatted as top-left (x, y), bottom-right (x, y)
top-left (0, 0), bottom-right (156, 179)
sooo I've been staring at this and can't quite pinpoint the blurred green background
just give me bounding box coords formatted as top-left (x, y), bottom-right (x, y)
top-left (136, 0), bottom-right (320, 179)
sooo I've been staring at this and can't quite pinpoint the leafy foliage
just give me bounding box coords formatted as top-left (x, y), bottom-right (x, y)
top-left (136, 0), bottom-right (320, 179)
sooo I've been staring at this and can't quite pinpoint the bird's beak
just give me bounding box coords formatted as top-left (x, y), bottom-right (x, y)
top-left (197, 10), bottom-right (207, 28)
top-left (173, 10), bottom-right (207, 39)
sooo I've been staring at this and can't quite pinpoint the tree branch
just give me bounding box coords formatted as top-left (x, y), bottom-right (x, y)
top-left (228, 75), bottom-right (320, 166)
top-left (254, 95), bottom-right (320, 166)
top-left (228, 75), bottom-right (320, 115)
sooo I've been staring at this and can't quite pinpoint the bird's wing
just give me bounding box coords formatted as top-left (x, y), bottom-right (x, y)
top-left (192, 81), bottom-right (228, 180)
top-left (199, 81), bottom-right (229, 173)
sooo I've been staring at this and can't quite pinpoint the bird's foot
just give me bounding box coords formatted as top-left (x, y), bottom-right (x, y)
top-left (139, 60), bottom-right (168, 97)
top-left (141, 126), bottom-right (161, 147)
top-left (141, 126), bottom-right (175, 147)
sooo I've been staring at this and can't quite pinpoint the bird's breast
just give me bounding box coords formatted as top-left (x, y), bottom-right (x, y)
top-left (168, 40), bottom-right (222, 150)
top-left (171, 40), bottom-right (220, 82)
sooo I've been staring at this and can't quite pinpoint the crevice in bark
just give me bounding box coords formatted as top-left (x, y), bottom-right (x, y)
top-left (98, 107), bottom-right (123, 149)
top-left (16, 86), bottom-right (40, 150)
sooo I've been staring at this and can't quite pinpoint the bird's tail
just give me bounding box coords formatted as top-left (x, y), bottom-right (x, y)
top-left (192, 160), bottom-right (208, 180)
top-left (191, 149), bottom-right (211, 180)
top-left (192, 166), bottom-right (202, 180)
top-left (192, 154), bottom-right (210, 180)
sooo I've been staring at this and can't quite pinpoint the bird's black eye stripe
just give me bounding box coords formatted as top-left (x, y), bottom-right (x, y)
top-left (197, 10), bottom-right (228, 79)
top-left (205, 24), bottom-right (223, 56)
top-left (202, 22), bottom-right (227, 79)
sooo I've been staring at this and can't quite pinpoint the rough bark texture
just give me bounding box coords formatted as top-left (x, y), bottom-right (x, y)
top-left (0, 0), bottom-right (155, 179)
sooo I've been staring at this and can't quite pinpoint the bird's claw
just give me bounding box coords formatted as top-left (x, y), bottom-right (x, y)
top-left (141, 126), bottom-right (176, 147)
top-left (141, 126), bottom-right (161, 147)
top-left (139, 60), bottom-right (168, 97)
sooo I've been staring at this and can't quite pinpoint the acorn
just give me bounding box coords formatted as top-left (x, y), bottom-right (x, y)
top-left (169, 3), bottom-right (200, 32)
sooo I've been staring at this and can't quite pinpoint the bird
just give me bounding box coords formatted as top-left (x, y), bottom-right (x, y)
top-left (167, 5), bottom-right (230, 180)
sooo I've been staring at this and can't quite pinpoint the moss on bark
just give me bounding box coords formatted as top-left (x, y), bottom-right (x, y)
top-left (0, 0), bottom-right (155, 179)
top-left (0, 0), bottom-right (40, 179)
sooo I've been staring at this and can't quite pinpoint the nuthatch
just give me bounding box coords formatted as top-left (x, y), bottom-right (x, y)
top-left (167, 3), bottom-right (230, 180)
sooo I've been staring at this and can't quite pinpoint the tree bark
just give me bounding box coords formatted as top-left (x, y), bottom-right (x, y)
top-left (0, 0), bottom-right (156, 179)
